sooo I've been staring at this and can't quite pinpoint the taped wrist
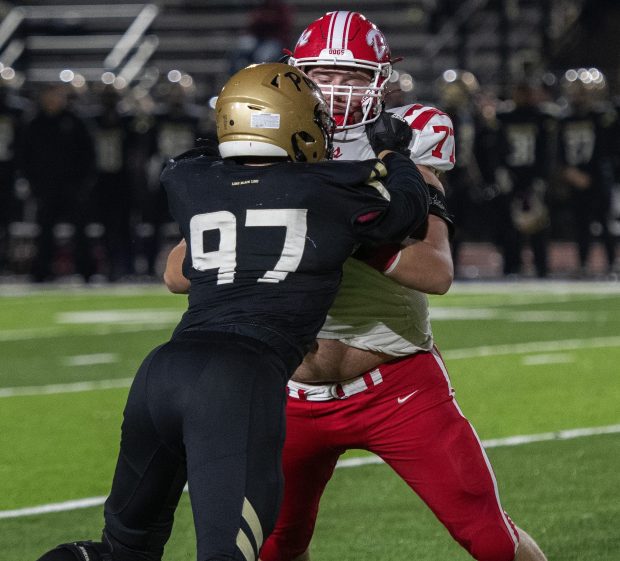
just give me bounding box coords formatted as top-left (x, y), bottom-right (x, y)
top-left (427, 185), bottom-right (455, 239)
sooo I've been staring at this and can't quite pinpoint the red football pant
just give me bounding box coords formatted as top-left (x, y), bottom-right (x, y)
top-left (260, 349), bottom-right (519, 561)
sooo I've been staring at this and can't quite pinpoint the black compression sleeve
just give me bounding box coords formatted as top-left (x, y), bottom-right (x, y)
top-left (368, 152), bottom-right (430, 242)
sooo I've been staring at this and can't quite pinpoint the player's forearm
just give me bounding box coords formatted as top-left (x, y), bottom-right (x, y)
top-left (416, 164), bottom-right (444, 192)
top-left (163, 239), bottom-right (191, 294)
top-left (374, 151), bottom-right (429, 240)
top-left (386, 216), bottom-right (453, 294)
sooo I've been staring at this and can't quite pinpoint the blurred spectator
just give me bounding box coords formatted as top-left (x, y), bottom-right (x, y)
top-left (229, 0), bottom-right (294, 73)
top-left (435, 70), bottom-right (496, 274)
top-left (139, 83), bottom-right (201, 276)
top-left (427, 0), bottom-right (460, 33)
top-left (89, 86), bottom-right (135, 281)
top-left (123, 92), bottom-right (158, 277)
top-left (0, 82), bottom-right (27, 273)
top-left (494, 82), bottom-right (557, 277)
top-left (19, 83), bottom-right (96, 282)
top-left (558, 78), bottom-right (618, 275)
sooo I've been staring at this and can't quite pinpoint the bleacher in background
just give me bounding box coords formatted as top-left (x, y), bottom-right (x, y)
top-left (2, 0), bottom-right (605, 102)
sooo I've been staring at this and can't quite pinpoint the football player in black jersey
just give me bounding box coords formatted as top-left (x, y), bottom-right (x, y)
top-left (36, 63), bottom-right (429, 561)
top-left (559, 77), bottom-right (618, 276)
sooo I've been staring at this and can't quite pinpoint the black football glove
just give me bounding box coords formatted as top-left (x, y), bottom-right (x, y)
top-left (365, 112), bottom-right (413, 157)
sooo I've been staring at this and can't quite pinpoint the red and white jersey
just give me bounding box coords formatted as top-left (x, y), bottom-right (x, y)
top-left (331, 103), bottom-right (456, 172)
top-left (319, 105), bottom-right (455, 356)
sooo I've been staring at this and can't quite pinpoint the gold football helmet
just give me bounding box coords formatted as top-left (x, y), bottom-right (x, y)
top-left (216, 62), bottom-right (334, 162)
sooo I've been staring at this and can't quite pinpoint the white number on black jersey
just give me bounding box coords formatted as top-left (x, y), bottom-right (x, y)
top-left (506, 124), bottom-right (537, 167)
top-left (189, 209), bottom-right (308, 285)
top-left (563, 121), bottom-right (596, 166)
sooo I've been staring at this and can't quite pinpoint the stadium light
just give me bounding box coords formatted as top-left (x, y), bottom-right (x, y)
top-left (101, 71), bottom-right (116, 85)
top-left (59, 69), bottom-right (75, 83)
top-left (442, 69), bottom-right (457, 83)
top-left (167, 69), bottom-right (182, 83)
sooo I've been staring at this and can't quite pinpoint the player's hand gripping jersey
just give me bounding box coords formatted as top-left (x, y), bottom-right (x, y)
top-left (162, 151), bottom-right (429, 368)
top-left (321, 104), bottom-right (456, 356)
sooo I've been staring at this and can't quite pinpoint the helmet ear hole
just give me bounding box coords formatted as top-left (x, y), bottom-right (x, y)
top-left (291, 131), bottom-right (318, 162)
top-left (298, 131), bottom-right (315, 142)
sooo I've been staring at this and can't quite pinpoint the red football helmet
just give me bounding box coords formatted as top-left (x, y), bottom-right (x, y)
top-left (290, 11), bottom-right (393, 130)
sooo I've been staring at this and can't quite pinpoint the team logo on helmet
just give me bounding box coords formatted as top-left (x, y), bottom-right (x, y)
top-left (366, 29), bottom-right (387, 60)
top-left (297, 28), bottom-right (312, 48)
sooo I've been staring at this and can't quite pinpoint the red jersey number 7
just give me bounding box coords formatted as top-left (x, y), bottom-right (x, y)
top-left (431, 125), bottom-right (455, 164)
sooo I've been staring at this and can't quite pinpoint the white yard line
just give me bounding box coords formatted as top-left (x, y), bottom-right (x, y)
top-left (0, 378), bottom-right (133, 398)
top-left (0, 323), bottom-right (175, 342)
top-left (64, 353), bottom-right (120, 367)
top-left (56, 309), bottom-right (182, 325)
top-left (1, 424), bottom-right (618, 520)
top-left (429, 308), bottom-right (612, 322)
top-left (441, 335), bottom-right (620, 360)
top-left (1, 336), bottom-right (618, 397)
top-left (521, 353), bottom-right (575, 366)
top-left (448, 281), bottom-right (620, 295)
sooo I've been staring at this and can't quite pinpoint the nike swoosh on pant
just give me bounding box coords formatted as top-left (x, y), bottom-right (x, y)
top-left (397, 390), bottom-right (419, 404)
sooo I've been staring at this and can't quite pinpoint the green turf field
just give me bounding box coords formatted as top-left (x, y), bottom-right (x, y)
top-left (1, 282), bottom-right (619, 560)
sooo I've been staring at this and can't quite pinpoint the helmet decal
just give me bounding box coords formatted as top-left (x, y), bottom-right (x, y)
top-left (366, 29), bottom-right (387, 60)
top-left (297, 28), bottom-right (312, 48)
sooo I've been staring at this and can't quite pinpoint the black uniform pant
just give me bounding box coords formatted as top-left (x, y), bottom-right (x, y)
top-left (572, 186), bottom-right (617, 269)
top-left (103, 331), bottom-right (289, 561)
top-left (32, 184), bottom-right (95, 282)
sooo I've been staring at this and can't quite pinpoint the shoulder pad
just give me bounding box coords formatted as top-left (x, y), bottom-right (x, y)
top-left (172, 144), bottom-right (219, 162)
top-left (389, 105), bottom-right (455, 171)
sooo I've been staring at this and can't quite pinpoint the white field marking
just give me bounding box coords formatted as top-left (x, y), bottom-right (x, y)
top-left (0, 378), bottom-right (133, 398)
top-left (0, 322), bottom-right (175, 342)
top-left (0, 284), bottom-right (170, 298)
top-left (3, 280), bottom-right (617, 298)
top-left (0, 497), bottom-right (108, 519)
top-left (1, 424), bottom-right (619, 520)
top-left (63, 353), bottom-right (119, 367)
top-left (56, 309), bottom-right (182, 325)
top-left (449, 281), bottom-right (620, 295)
top-left (441, 335), bottom-right (620, 361)
top-left (336, 424), bottom-right (620, 467)
top-left (2, 336), bottom-right (619, 398)
top-left (521, 353), bottom-right (575, 366)
top-left (430, 307), bottom-right (608, 322)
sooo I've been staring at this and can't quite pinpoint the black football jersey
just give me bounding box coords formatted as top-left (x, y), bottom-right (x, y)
top-left (496, 105), bottom-right (556, 187)
top-left (558, 108), bottom-right (616, 183)
top-left (162, 152), bottom-right (427, 367)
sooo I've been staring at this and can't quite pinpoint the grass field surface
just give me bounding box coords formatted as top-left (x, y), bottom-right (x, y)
top-left (1, 282), bottom-right (619, 560)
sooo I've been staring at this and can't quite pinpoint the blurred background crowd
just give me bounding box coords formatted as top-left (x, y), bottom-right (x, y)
top-left (0, 0), bottom-right (618, 283)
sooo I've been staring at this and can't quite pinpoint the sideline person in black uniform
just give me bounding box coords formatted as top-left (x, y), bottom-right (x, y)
top-left (559, 78), bottom-right (617, 275)
top-left (494, 82), bottom-right (556, 277)
top-left (35, 62), bottom-right (429, 561)
top-left (20, 83), bottom-right (96, 282)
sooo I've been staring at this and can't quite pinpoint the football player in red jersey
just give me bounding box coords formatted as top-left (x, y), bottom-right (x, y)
top-left (166, 12), bottom-right (548, 561)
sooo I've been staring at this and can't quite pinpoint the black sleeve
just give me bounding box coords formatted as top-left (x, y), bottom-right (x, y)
top-left (354, 152), bottom-right (429, 244)
top-left (160, 158), bottom-right (189, 231)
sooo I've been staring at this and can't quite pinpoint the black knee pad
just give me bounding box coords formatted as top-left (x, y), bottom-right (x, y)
top-left (36, 541), bottom-right (113, 561)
